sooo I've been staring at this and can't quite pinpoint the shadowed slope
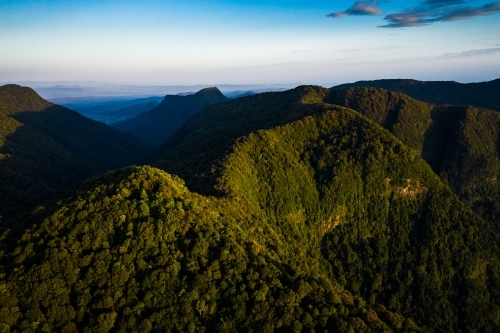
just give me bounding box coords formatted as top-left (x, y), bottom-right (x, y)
top-left (153, 85), bottom-right (330, 194)
top-left (113, 87), bottom-right (229, 146)
top-left (0, 84), bottom-right (153, 221)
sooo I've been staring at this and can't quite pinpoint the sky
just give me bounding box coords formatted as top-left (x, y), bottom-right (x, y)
top-left (1, 0), bottom-right (500, 86)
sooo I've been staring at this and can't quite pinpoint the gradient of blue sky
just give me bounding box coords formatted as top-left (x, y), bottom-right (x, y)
top-left (1, 0), bottom-right (499, 85)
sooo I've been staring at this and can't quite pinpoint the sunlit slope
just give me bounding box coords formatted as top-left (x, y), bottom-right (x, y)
top-left (155, 85), bottom-right (500, 227)
top-left (153, 85), bottom-right (331, 193)
top-left (329, 87), bottom-right (500, 226)
top-left (214, 107), bottom-right (500, 332)
top-left (0, 166), bottom-right (415, 333)
top-left (0, 84), bottom-right (153, 221)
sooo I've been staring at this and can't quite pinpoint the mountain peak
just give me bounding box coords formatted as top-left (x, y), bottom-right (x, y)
top-left (194, 87), bottom-right (226, 99)
top-left (198, 86), bottom-right (221, 93)
top-left (112, 86), bottom-right (229, 146)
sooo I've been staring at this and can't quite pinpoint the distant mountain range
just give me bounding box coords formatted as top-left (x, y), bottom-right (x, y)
top-left (0, 81), bottom-right (295, 99)
top-left (42, 88), bottom-right (285, 125)
top-left (64, 96), bottom-right (164, 124)
top-left (112, 87), bottom-right (229, 146)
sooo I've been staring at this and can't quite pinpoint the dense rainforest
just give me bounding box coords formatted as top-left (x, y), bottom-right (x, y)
top-left (1, 82), bottom-right (500, 332)
top-left (154, 85), bottom-right (500, 227)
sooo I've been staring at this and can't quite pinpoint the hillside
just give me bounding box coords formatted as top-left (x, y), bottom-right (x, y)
top-left (215, 107), bottom-right (500, 332)
top-left (153, 85), bottom-right (330, 193)
top-left (154, 85), bottom-right (500, 227)
top-left (331, 78), bottom-right (500, 111)
top-left (0, 84), bottom-right (154, 222)
top-left (328, 87), bottom-right (500, 226)
top-left (113, 87), bottom-right (229, 146)
top-left (0, 165), bottom-right (417, 333)
top-left (2, 102), bottom-right (500, 331)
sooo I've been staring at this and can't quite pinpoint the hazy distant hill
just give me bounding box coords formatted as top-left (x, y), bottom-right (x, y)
top-left (2, 88), bottom-right (500, 331)
top-left (68, 96), bottom-right (163, 124)
top-left (223, 88), bottom-right (287, 99)
top-left (0, 84), bottom-right (153, 221)
top-left (331, 78), bottom-right (500, 111)
top-left (113, 87), bottom-right (229, 146)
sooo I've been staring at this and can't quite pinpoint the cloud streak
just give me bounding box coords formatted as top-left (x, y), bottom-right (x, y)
top-left (327, 1), bottom-right (383, 18)
top-left (328, 1), bottom-right (500, 28)
top-left (421, 0), bottom-right (465, 7)
top-left (442, 47), bottom-right (500, 58)
top-left (379, 1), bottom-right (500, 28)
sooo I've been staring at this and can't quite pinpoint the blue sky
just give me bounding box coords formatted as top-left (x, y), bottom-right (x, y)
top-left (1, 0), bottom-right (499, 85)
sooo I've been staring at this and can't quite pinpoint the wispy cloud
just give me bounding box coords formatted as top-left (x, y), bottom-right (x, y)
top-left (327, 1), bottom-right (383, 18)
top-left (379, 1), bottom-right (500, 28)
top-left (421, 0), bottom-right (465, 7)
top-left (327, 1), bottom-right (500, 28)
top-left (442, 47), bottom-right (500, 58)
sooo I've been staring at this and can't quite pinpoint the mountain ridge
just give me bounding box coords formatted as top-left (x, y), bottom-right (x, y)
top-left (327, 86), bottom-right (500, 227)
top-left (331, 78), bottom-right (500, 111)
top-left (2, 80), bottom-right (500, 332)
top-left (2, 99), bottom-right (500, 331)
top-left (113, 87), bottom-right (229, 146)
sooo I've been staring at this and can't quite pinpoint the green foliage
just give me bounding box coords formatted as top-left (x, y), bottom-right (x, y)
top-left (0, 166), bottom-right (408, 332)
top-left (440, 107), bottom-right (500, 224)
top-left (0, 84), bottom-right (51, 116)
top-left (330, 87), bottom-right (500, 228)
top-left (3, 83), bottom-right (500, 332)
top-left (153, 85), bottom-right (331, 195)
top-left (216, 107), bottom-right (500, 332)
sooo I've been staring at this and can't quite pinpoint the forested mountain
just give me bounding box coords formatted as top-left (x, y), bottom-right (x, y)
top-left (0, 165), bottom-right (417, 333)
top-left (331, 78), bottom-right (500, 111)
top-left (3, 100), bottom-right (500, 331)
top-left (328, 87), bottom-right (500, 227)
top-left (153, 85), bottom-right (330, 193)
top-left (154, 85), bottom-right (500, 227)
top-left (0, 84), bottom-right (153, 222)
top-left (2, 82), bottom-right (500, 332)
top-left (113, 88), bottom-right (229, 146)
